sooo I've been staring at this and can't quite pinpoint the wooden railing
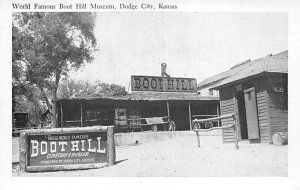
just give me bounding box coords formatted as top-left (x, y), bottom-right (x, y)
top-left (115, 116), bottom-right (170, 132)
top-left (192, 113), bottom-right (239, 149)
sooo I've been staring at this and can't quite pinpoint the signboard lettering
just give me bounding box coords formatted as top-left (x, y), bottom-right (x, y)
top-left (19, 126), bottom-right (115, 171)
top-left (28, 132), bottom-right (107, 166)
top-left (131, 76), bottom-right (197, 92)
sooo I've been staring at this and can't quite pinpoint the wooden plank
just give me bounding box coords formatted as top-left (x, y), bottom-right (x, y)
top-left (80, 102), bottom-right (83, 127)
top-left (221, 104), bottom-right (234, 109)
top-left (223, 135), bottom-right (235, 139)
top-left (220, 110), bottom-right (234, 115)
top-left (19, 131), bottom-right (27, 171)
top-left (221, 108), bottom-right (234, 113)
top-left (220, 99), bottom-right (234, 106)
top-left (107, 126), bottom-right (115, 166)
top-left (22, 126), bottom-right (109, 135)
top-left (221, 110), bottom-right (234, 114)
top-left (258, 116), bottom-right (268, 121)
top-left (60, 102), bottom-right (63, 128)
top-left (259, 125), bottom-right (269, 128)
top-left (257, 103), bottom-right (268, 109)
top-left (221, 118), bottom-right (234, 121)
top-left (258, 112), bottom-right (268, 117)
top-left (192, 114), bottom-right (234, 123)
top-left (189, 103), bottom-right (192, 131)
top-left (26, 163), bottom-right (108, 172)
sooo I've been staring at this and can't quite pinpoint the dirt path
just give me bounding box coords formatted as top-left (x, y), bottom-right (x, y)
top-left (12, 136), bottom-right (287, 177)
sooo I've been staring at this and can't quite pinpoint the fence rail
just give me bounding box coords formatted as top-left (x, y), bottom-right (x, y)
top-left (192, 113), bottom-right (239, 149)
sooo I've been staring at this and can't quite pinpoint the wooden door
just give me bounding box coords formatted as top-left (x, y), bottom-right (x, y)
top-left (244, 87), bottom-right (260, 139)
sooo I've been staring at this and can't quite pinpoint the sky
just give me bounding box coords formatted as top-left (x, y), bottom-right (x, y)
top-left (69, 12), bottom-right (287, 90)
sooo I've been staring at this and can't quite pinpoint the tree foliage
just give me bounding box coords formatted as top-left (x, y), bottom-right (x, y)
top-left (57, 79), bottom-right (128, 99)
top-left (12, 12), bottom-right (97, 127)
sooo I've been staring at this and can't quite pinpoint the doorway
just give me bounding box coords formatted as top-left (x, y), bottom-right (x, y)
top-left (169, 102), bottom-right (190, 131)
top-left (236, 92), bottom-right (248, 139)
top-left (236, 87), bottom-right (260, 140)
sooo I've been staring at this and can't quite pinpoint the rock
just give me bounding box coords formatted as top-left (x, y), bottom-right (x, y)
top-left (272, 132), bottom-right (288, 145)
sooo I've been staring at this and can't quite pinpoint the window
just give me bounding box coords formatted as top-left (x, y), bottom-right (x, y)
top-left (209, 89), bottom-right (214, 96)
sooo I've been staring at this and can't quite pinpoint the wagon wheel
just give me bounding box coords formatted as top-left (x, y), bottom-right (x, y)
top-left (168, 121), bottom-right (176, 131)
top-left (192, 122), bottom-right (201, 130)
top-left (205, 121), bottom-right (213, 129)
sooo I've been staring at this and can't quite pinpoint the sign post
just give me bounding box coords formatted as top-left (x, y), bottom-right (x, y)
top-left (19, 126), bottom-right (115, 172)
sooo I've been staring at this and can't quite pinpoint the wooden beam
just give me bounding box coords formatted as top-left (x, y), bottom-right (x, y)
top-left (19, 131), bottom-right (27, 171)
top-left (167, 101), bottom-right (170, 122)
top-left (107, 126), bottom-right (115, 166)
top-left (60, 102), bottom-right (63, 128)
top-left (188, 103), bottom-right (192, 130)
top-left (26, 163), bottom-right (108, 172)
top-left (80, 102), bottom-right (83, 127)
top-left (233, 91), bottom-right (241, 140)
top-left (21, 126), bottom-right (109, 135)
top-left (192, 113), bottom-right (234, 123)
top-left (216, 103), bottom-right (220, 127)
top-left (196, 131), bottom-right (200, 147)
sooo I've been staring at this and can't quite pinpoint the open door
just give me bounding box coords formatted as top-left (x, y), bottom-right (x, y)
top-left (244, 87), bottom-right (259, 139)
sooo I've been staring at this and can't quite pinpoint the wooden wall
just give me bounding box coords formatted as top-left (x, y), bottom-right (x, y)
top-left (219, 74), bottom-right (288, 143)
top-left (266, 75), bottom-right (288, 140)
top-left (219, 88), bottom-right (236, 143)
top-left (256, 90), bottom-right (270, 143)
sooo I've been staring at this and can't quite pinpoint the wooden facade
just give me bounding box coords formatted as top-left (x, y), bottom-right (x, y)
top-left (56, 93), bottom-right (219, 133)
top-left (218, 73), bottom-right (287, 143)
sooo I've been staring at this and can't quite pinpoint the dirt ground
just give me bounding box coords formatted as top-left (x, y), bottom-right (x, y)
top-left (12, 136), bottom-right (287, 177)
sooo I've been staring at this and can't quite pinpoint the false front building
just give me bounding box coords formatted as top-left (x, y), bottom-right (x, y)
top-left (56, 64), bottom-right (219, 132)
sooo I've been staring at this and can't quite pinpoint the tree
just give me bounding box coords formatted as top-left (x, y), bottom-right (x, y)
top-left (57, 79), bottom-right (127, 99)
top-left (12, 12), bottom-right (97, 128)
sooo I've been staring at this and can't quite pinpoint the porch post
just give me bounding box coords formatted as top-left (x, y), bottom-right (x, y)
top-left (216, 103), bottom-right (220, 127)
top-left (60, 102), bottom-right (63, 128)
top-left (233, 91), bottom-right (240, 140)
top-left (167, 101), bottom-right (170, 122)
top-left (80, 102), bottom-right (83, 127)
top-left (188, 103), bottom-right (192, 130)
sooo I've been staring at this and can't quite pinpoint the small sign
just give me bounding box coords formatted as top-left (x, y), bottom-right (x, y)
top-left (131, 75), bottom-right (197, 92)
top-left (273, 86), bottom-right (285, 93)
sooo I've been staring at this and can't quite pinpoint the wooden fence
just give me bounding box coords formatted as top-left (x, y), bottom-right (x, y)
top-left (192, 113), bottom-right (239, 149)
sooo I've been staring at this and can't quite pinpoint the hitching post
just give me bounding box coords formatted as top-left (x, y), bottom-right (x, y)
top-left (196, 131), bottom-right (200, 147)
top-left (107, 126), bottom-right (115, 166)
top-left (232, 114), bottom-right (239, 150)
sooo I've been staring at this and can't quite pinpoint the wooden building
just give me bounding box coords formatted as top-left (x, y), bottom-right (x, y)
top-left (56, 91), bottom-right (219, 132)
top-left (208, 50), bottom-right (288, 143)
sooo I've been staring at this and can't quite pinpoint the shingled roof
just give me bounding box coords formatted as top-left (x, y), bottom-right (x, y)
top-left (197, 59), bottom-right (252, 90)
top-left (197, 50), bottom-right (288, 90)
top-left (58, 91), bottom-right (218, 103)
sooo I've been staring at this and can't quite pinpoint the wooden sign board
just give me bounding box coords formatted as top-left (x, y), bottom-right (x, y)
top-left (19, 126), bottom-right (115, 172)
top-left (131, 75), bottom-right (197, 92)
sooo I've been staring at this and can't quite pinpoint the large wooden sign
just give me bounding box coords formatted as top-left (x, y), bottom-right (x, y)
top-left (131, 75), bottom-right (197, 92)
top-left (19, 126), bottom-right (115, 172)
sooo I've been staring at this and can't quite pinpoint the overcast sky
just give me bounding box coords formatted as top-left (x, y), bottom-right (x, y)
top-left (69, 12), bottom-right (287, 90)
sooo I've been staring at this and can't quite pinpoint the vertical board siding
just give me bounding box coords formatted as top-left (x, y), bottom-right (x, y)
top-left (256, 91), bottom-right (270, 143)
top-left (267, 74), bottom-right (288, 142)
top-left (220, 98), bottom-right (235, 142)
